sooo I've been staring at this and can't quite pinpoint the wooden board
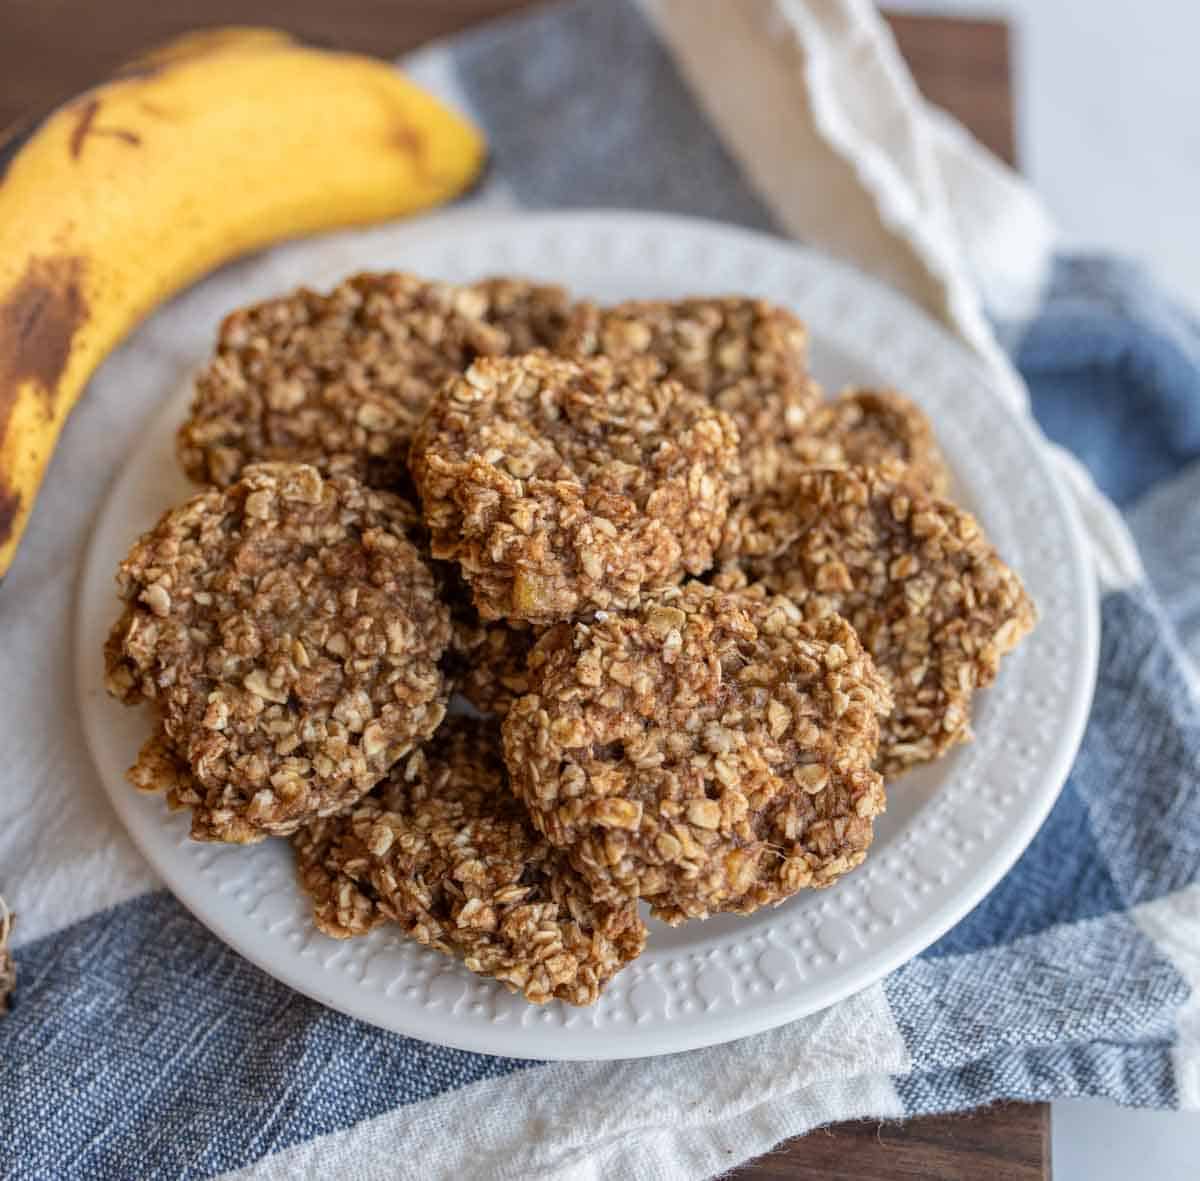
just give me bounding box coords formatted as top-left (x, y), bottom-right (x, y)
top-left (0, 3), bottom-right (1045, 1177)
top-left (885, 13), bottom-right (1017, 167)
top-left (732, 1102), bottom-right (1049, 1181)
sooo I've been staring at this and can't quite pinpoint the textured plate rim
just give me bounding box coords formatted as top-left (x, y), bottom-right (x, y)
top-left (76, 209), bottom-right (1099, 1060)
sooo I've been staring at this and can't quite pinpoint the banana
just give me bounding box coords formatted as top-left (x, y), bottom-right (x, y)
top-left (0, 27), bottom-right (486, 578)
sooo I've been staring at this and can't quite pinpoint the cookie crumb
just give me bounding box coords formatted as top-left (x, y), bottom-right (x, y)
top-left (0, 898), bottom-right (14, 1016)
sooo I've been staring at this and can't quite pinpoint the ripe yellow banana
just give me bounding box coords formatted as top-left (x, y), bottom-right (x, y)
top-left (0, 27), bottom-right (486, 577)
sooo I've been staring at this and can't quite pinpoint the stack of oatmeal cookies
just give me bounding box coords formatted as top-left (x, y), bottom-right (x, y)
top-left (104, 273), bottom-right (1035, 1006)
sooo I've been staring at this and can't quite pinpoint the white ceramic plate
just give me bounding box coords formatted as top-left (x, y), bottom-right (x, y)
top-left (77, 210), bottom-right (1098, 1060)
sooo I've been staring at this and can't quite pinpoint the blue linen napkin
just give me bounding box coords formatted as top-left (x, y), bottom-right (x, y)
top-left (2, 3), bottom-right (1198, 1178)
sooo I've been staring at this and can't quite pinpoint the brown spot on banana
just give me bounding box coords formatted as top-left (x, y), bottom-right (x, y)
top-left (0, 256), bottom-right (88, 439)
top-left (68, 97), bottom-right (142, 160)
top-left (137, 99), bottom-right (173, 121)
top-left (394, 122), bottom-right (425, 163)
top-left (0, 485), bottom-right (20, 548)
top-left (395, 122), bottom-right (440, 184)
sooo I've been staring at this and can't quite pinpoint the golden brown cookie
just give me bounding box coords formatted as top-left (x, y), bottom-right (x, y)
top-left (105, 463), bottom-right (451, 842)
top-left (294, 718), bottom-right (646, 1005)
top-left (720, 389), bottom-right (951, 565)
top-left (411, 352), bottom-right (740, 624)
top-left (177, 273), bottom-right (574, 489)
top-left (559, 297), bottom-right (818, 495)
top-left (733, 466), bottom-right (1036, 776)
top-left (787, 388), bottom-right (950, 496)
top-left (502, 582), bottom-right (891, 923)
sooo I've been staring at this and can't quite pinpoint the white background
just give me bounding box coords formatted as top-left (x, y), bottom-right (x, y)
top-left (889, 0), bottom-right (1200, 1172)
top-left (892, 0), bottom-right (1200, 311)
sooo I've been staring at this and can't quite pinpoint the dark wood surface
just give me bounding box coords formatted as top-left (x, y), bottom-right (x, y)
top-left (0, 0), bottom-right (531, 130)
top-left (731, 1102), bottom-right (1050, 1181)
top-left (0, 3), bottom-right (1045, 1177)
top-left (885, 13), bottom-right (1017, 167)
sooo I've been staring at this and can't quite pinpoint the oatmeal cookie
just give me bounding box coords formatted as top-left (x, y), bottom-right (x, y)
top-left (559, 297), bottom-right (818, 494)
top-left (177, 273), bottom-right (573, 489)
top-left (411, 352), bottom-right (740, 624)
top-left (720, 389), bottom-right (950, 563)
top-left (104, 463), bottom-right (451, 842)
top-left (502, 582), bottom-right (891, 923)
top-left (295, 718), bottom-right (646, 1005)
top-left (733, 466), bottom-right (1036, 775)
top-left (787, 388), bottom-right (950, 495)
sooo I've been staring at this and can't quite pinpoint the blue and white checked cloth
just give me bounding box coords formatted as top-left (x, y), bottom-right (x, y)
top-left (2, 2), bottom-right (1198, 1177)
